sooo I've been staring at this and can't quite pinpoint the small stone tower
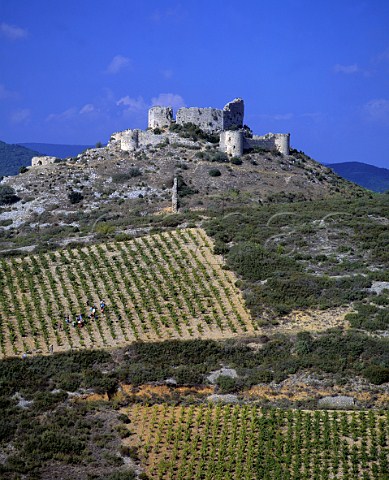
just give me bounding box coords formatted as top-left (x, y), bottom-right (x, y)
top-left (121, 130), bottom-right (139, 151)
top-left (148, 106), bottom-right (173, 130)
top-left (220, 130), bottom-right (244, 157)
top-left (274, 134), bottom-right (290, 156)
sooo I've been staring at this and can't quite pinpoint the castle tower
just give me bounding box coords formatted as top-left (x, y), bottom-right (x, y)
top-left (121, 130), bottom-right (139, 151)
top-left (220, 130), bottom-right (244, 157)
top-left (274, 134), bottom-right (290, 155)
top-left (223, 98), bottom-right (244, 130)
top-left (148, 106), bottom-right (173, 130)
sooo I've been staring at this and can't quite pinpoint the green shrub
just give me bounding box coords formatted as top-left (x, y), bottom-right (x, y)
top-left (128, 167), bottom-right (142, 178)
top-left (95, 222), bottom-right (116, 236)
top-left (231, 157), bottom-right (243, 165)
top-left (210, 152), bottom-right (229, 163)
top-left (115, 233), bottom-right (131, 242)
top-left (213, 240), bottom-right (229, 255)
top-left (209, 168), bottom-right (221, 177)
top-left (0, 219), bottom-right (12, 227)
top-left (112, 168), bottom-right (141, 183)
top-left (0, 185), bottom-right (20, 205)
top-left (216, 375), bottom-right (238, 393)
top-left (24, 429), bottom-right (85, 459)
top-left (362, 365), bottom-right (389, 384)
top-left (68, 190), bottom-right (83, 204)
top-left (177, 175), bottom-right (198, 197)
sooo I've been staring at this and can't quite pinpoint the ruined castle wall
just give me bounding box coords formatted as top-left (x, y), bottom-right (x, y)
top-left (31, 156), bottom-right (60, 167)
top-left (220, 131), bottom-right (244, 156)
top-left (222, 98), bottom-right (244, 130)
top-left (148, 106), bottom-right (173, 129)
top-left (119, 130), bottom-right (203, 151)
top-left (120, 130), bottom-right (166, 151)
top-left (176, 107), bottom-right (224, 133)
top-left (138, 130), bottom-right (167, 146)
top-left (244, 133), bottom-right (290, 155)
top-left (121, 130), bottom-right (139, 151)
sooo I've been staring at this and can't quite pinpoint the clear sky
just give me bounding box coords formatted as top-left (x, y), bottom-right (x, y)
top-left (1, 0), bottom-right (389, 167)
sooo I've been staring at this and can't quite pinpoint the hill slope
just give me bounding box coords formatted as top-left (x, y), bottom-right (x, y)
top-left (327, 161), bottom-right (389, 192)
top-left (0, 141), bottom-right (40, 177)
top-left (0, 138), bottom-right (368, 251)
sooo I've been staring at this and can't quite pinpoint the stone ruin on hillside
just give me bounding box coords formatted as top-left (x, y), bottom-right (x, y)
top-left (112, 98), bottom-right (290, 157)
top-left (31, 155), bottom-right (61, 167)
top-left (30, 98), bottom-right (290, 167)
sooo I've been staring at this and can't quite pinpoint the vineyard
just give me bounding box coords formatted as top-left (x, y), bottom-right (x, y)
top-left (124, 404), bottom-right (389, 480)
top-left (0, 228), bottom-right (254, 358)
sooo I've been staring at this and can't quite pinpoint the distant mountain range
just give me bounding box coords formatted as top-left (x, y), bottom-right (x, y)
top-left (0, 141), bottom-right (93, 177)
top-left (17, 143), bottom-right (94, 159)
top-left (327, 162), bottom-right (389, 193)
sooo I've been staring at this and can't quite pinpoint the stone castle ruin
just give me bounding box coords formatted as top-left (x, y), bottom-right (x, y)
top-left (113, 98), bottom-right (290, 157)
top-left (31, 156), bottom-right (61, 167)
top-left (31, 98), bottom-right (290, 168)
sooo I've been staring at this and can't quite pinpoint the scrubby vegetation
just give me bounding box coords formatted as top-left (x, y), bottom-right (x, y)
top-left (205, 194), bottom-right (389, 321)
top-left (1, 331), bottom-right (387, 478)
top-left (169, 122), bottom-right (219, 143)
top-left (0, 185), bottom-right (20, 205)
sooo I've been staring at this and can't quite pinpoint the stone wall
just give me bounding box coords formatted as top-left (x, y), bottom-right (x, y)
top-left (121, 130), bottom-right (139, 151)
top-left (222, 98), bottom-right (244, 130)
top-left (148, 106), bottom-right (173, 130)
top-left (176, 98), bottom-right (244, 133)
top-left (121, 130), bottom-right (163, 151)
top-left (176, 107), bottom-right (224, 133)
top-left (244, 133), bottom-right (290, 155)
top-left (31, 156), bottom-right (60, 167)
top-left (119, 129), bottom-right (202, 151)
top-left (220, 131), bottom-right (290, 157)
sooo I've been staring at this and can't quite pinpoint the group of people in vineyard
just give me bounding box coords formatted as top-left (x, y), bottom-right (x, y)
top-left (64, 300), bottom-right (106, 328)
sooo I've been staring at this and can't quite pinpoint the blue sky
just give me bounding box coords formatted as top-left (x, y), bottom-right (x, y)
top-left (1, 0), bottom-right (389, 168)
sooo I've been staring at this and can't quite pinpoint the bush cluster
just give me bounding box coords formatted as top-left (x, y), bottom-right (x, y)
top-left (169, 122), bottom-right (219, 143)
top-left (0, 185), bottom-right (20, 205)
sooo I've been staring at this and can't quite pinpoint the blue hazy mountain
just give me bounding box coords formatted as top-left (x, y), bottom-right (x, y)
top-left (0, 141), bottom-right (40, 177)
top-left (327, 161), bottom-right (389, 193)
top-left (17, 143), bottom-right (94, 159)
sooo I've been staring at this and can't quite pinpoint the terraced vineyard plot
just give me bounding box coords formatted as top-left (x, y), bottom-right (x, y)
top-left (124, 404), bottom-right (389, 480)
top-left (0, 228), bottom-right (254, 357)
